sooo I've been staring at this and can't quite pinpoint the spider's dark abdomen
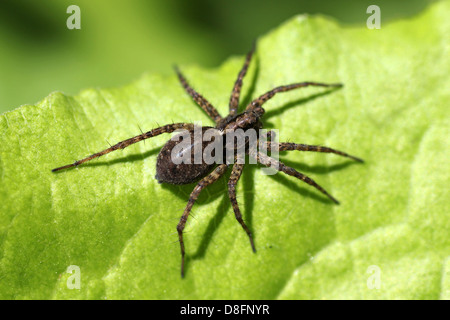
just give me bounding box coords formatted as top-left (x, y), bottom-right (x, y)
top-left (155, 127), bottom-right (217, 185)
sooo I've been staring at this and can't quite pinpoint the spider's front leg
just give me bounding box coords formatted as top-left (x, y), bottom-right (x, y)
top-left (245, 82), bottom-right (342, 112)
top-left (266, 142), bottom-right (364, 163)
top-left (177, 164), bottom-right (228, 277)
top-left (228, 161), bottom-right (256, 252)
top-left (228, 43), bottom-right (256, 116)
top-left (174, 66), bottom-right (223, 124)
top-left (251, 150), bottom-right (340, 204)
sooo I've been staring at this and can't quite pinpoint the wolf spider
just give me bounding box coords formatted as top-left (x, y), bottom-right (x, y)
top-left (52, 44), bottom-right (363, 277)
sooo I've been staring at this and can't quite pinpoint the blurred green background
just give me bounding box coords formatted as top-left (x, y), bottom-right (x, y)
top-left (0, 0), bottom-right (437, 113)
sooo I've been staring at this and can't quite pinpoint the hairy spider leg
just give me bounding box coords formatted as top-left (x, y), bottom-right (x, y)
top-left (228, 162), bottom-right (256, 252)
top-left (229, 42), bottom-right (256, 116)
top-left (251, 150), bottom-right (340, 204)
top-left (174, 66), bottom-right (223, 123)
top-left (267, 142), bottom-right (364, 163)
top-left (177, 164), bottom-right (228, 277)
top-left (266, 130), bottom-right (277, 141)
top-left (52, 123), bottom-right (195, 172)
top-left (246, 82), bottom-right (343, 112)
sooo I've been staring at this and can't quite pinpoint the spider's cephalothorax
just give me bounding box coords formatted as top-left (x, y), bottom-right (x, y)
top-left (52, 44), bottom-right (363, 277)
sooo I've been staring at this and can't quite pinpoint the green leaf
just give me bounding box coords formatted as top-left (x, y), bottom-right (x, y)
top-left (0, 1), bottom-right (448, 299)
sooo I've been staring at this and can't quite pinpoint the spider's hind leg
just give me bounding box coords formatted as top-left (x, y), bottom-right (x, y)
top-left (52, 123), bottom-right (195, 172)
